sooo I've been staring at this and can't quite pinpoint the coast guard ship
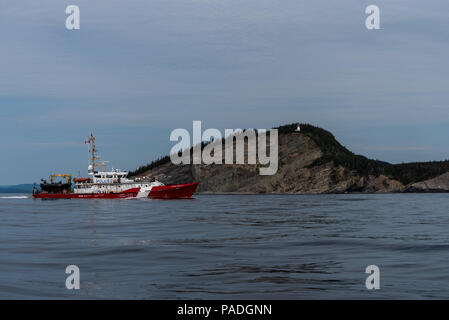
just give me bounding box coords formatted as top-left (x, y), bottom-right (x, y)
top-left (33, 134), bottom-right (198, 199)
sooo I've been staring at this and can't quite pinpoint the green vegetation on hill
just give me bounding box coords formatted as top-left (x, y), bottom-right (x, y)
top-left (276, 123), bottom-right (449, 185)
top-left (128, 141), bottom-right (212, 178)
top-left (276, 123), bottom-right (390, 176)
top-left (384, 161), bottom-right (449, 185)
top-left (128, 155), bottom-right (171, 177)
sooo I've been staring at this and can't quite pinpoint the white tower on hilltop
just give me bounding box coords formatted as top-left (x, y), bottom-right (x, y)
top-left (295, 123), bottom-right (301, 132)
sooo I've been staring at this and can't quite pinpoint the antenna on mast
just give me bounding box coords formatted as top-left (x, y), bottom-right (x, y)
top-left (85, 133), bottom-right (107, 172)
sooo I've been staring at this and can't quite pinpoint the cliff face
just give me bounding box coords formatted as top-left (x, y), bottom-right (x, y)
top-left (404, 172), bottom-right (449, 192)
top-left (135, 131), bottom-right (408, 193)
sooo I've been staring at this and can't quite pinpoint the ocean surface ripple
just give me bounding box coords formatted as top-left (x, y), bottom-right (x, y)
top-left (0, 193), bottom-right (448, 299)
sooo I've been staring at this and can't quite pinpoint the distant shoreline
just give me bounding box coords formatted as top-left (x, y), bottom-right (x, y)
top-left (0, 184), bottom-right (34, 194)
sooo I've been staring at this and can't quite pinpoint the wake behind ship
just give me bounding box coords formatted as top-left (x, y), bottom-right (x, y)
top-left (33, 134), bottom-right (198, 199)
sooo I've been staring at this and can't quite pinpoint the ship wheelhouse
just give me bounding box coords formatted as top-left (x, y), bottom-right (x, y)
top-left (91, 170), bottom-right (131, 184)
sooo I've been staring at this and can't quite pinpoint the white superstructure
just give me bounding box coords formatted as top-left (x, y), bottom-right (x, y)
top-left (73, 133), bottom-right (164, 196)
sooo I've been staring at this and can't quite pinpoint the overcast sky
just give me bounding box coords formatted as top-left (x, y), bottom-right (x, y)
top-left (1, 1), bottom-right (449, 184)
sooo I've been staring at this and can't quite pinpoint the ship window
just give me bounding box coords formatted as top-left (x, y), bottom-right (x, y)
top-left (94, 175), bottom-right (101, 178)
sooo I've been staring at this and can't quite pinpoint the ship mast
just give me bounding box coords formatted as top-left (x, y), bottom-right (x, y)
top-left (86, 133), bottom-right (107, 172)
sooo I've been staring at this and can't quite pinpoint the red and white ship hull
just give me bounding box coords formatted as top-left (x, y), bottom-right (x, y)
top-left (149, 182), bottom-right (199, 199)
top-left (33, 183), bottom-right (199, 199)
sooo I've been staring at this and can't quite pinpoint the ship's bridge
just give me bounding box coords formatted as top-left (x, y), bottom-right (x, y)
top-left (91, 170), bottom-right (132, 184)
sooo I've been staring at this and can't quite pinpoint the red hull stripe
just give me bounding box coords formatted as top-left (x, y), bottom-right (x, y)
top-left (32, 183), bottom-right (199, 199)
top-left (149, 182), bottom-right (199, 199)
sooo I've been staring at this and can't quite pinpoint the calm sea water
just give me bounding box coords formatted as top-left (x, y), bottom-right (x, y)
top-left (1, 193), bottom-right (449, 299)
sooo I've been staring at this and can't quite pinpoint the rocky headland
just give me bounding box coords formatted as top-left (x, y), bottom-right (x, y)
top-left (129, 124), bottom-right (449, 194)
